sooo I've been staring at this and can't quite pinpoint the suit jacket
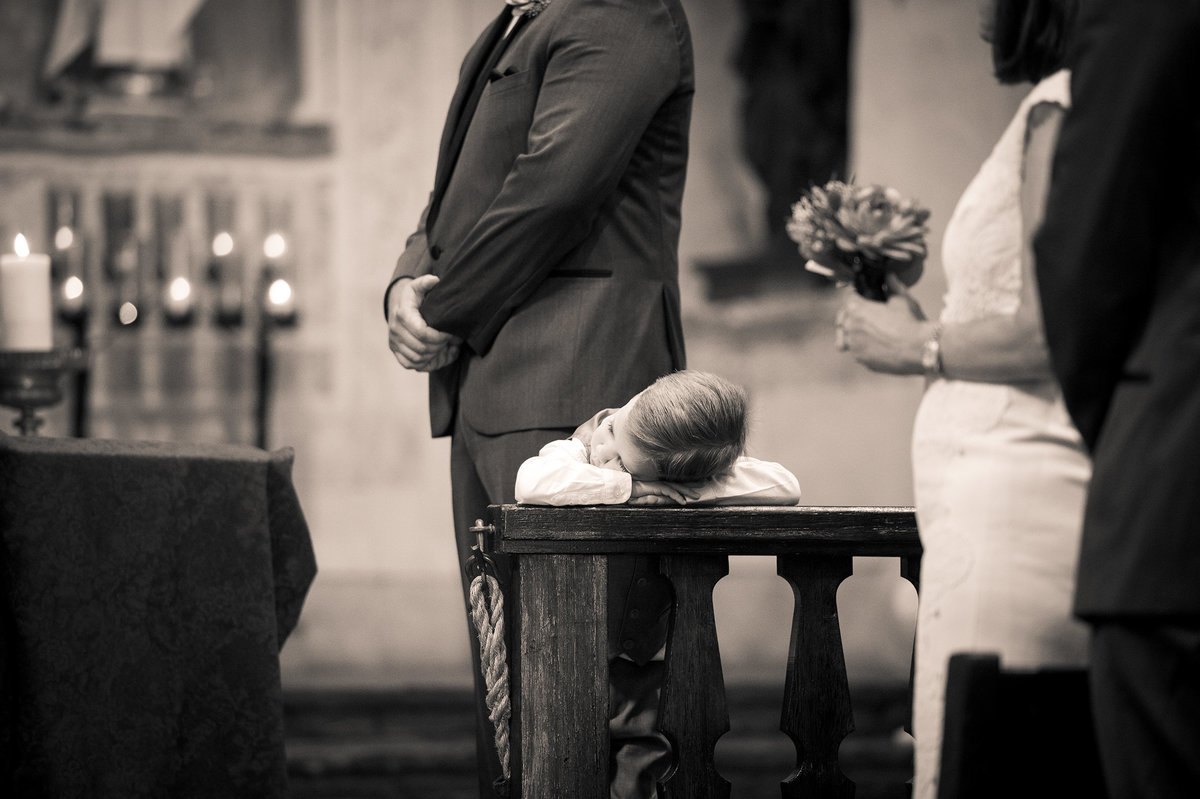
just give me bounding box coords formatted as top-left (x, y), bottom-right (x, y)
top-left (1033, 0), bottom-right (1200, 617)
top-left (388, 0), bottom-right (692, 437)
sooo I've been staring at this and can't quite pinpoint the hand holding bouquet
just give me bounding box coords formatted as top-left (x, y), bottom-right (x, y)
top-left (787, 180), bottom-right (930, 301)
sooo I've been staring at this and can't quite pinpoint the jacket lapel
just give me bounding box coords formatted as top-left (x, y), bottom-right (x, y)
top-left (428, 7), bottom-right (520, 232)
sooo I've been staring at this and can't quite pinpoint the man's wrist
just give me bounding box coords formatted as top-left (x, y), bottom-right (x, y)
top-left (383, 275), bottom-right (412, 320)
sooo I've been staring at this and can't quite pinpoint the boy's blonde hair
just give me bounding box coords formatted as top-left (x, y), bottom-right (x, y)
top-left (626, 370), bottom-right (748, 482)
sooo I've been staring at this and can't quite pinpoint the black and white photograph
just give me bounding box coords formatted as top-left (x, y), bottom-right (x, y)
top-left (2, 1), bottom-right (1197, 797)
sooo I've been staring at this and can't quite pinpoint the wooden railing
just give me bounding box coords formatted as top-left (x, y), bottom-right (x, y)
top-left (482, 504), bottom-right (922, 799)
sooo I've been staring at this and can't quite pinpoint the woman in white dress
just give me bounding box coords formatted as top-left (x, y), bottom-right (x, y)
top-left (835, 1), bottom-right (1086, 797)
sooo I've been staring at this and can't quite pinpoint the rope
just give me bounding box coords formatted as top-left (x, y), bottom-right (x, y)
top-left (469, 568), bottom-right (512, 789)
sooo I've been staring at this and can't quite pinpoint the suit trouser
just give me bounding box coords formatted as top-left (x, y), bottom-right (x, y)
top-left (609, 658), bottom-right (671, 799)
top-left (450, 410), bottom-right (570, 798)
top-left (1089, 618), bottom-right (1200, 799)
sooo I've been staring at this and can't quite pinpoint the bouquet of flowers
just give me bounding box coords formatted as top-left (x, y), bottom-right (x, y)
top-left (787, 180), bottom-right (931, 301)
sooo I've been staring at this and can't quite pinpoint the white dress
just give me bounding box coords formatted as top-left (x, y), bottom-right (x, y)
top-left (909, 70), bottom-right (1091, 799)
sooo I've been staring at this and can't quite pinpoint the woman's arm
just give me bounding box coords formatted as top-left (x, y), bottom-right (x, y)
top-left (841, 101), bottom-right (1065, 384)
top-left (938, 101), bottom-right (1063, 383)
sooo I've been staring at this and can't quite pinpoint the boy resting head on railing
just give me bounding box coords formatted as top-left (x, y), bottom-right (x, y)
top-left (515, 369), bottom-right (800, 507)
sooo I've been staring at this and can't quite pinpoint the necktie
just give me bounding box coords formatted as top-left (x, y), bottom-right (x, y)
top-left (427, 8), bottom-right (529, 234)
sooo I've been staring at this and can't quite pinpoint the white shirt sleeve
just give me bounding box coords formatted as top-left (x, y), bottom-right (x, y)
top-left (685, 456), bottom-right (801, 506)
top-left (514, 437), bottom-right (633, 506)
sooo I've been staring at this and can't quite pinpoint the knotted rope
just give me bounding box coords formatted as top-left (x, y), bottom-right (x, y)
top-left (466, 519), bottom-right (512, 795)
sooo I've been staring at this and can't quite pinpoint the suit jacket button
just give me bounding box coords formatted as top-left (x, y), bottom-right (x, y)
top-left (622, 639), bottom-right (635, 651)
top-left (629, 608), bottom-right (641, 619)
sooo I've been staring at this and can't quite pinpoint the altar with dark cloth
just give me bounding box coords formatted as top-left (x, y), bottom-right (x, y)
top-left (0, 433), bottom-right (317, 798)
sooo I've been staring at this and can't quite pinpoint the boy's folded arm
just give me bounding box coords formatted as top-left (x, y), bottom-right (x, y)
top-left (686, 456), bottom-right (802, 506)
top-left (513, 444), bottom-right (800, 507)
top-left (535, 437), bottom-right (584, 459)
top-left (514, 454), bottom-right (633, 506)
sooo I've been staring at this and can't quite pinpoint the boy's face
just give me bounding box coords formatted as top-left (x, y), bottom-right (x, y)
top-left (589, 395), bottom-right (657, 481)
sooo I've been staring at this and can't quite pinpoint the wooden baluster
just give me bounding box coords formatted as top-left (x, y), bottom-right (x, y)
top-left (901, 550), bottom-right (921, 749)
top-left (901, 550), bottom-right (920, 596)
top-left (512, 553), bottom-right (608, 799)
top-left (657, 554), bottom-right (731, 799)
top-left (777, 554), bottom-right (856, 799)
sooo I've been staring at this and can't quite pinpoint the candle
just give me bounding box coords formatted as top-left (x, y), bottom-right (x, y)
top-left (265, 275), bottom-right (296, 321)
top-left (162, 221), bottom-right (194, 324)
top-left (0, 234), bottom-right (54, 351)
top-left (164, 275), bottom-right (194, 321)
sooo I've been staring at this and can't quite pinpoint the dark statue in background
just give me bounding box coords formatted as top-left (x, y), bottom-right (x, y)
top-left (736, 0), bottom-right (851, 246)
top-left (702, 0), bottom-right (851, 299)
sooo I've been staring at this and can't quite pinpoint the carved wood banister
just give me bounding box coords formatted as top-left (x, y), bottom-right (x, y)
top-left (659, 554), bottom-right (731, 799)
top-left (487, 504), bottom-right (921, 799)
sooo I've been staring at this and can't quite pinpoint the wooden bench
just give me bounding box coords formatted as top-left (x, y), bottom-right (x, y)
top-left (479, 504), bottom-right (921, 799)
top-left (937, 653), bottom-right (1105, 799)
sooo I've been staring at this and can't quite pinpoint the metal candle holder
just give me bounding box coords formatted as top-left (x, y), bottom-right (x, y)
top-left (0, 348), bottom-right (89, 435)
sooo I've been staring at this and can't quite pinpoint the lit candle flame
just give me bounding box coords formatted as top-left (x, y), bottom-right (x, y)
top-left (169, 277), bottom-right (192, 302)
top-left (212, 231), bottom-right (234, 258)
top-left (14, 234), bottom-right (30, 258)
top-left (55, 226), bottom-right (75, 251)
top-left (263, 232), bottom-right (287, 260)
top-left (267, 278), bottom-right (292, 306)
top-left (118, 301), bottom-right (139, 325)
top-left (63, 276), bottom-right (84, 301)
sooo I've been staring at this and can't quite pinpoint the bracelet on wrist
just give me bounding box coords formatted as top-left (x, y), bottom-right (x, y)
top-left (921, 322), bottom-right (945, 377)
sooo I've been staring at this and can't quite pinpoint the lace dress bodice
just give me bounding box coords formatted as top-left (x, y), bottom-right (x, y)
top-left (939, 71), bottom-right (1070, 326)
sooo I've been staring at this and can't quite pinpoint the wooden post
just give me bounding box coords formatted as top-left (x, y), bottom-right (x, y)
top-left (511, 553), bottom-right (609, 799)
top-left (657, 555), bottom-right (732, 799)
top-left (777, 554), bottom-right (856, 799)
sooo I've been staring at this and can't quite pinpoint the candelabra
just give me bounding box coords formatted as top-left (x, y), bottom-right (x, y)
top-left (0, 348), bottom-right (89, 435)
top-left (49, 187), bottom-right (91, 436)
top-left (254, 198), bottom-right (298, 449)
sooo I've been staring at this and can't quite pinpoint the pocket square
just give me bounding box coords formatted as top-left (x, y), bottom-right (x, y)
top-left (488, 66), bottom-right (519, 82)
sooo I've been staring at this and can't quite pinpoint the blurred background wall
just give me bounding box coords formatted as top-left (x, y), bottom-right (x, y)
top-left (0, 0), bottom-right (1025, 693)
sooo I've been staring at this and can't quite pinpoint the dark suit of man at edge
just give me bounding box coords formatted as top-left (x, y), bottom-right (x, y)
top-left (1034, 1), bottom-right (1200, 796)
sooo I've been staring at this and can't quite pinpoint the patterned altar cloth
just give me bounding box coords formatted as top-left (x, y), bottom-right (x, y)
top-left (0, 433), bottom-right (317, 798)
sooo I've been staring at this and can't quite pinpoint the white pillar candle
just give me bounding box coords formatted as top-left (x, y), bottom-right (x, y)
top-left (0, 234), bottom-right (54, 351)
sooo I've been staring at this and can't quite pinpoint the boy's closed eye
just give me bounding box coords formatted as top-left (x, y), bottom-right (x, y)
top-left (605, 420), bottom-right (629, 473)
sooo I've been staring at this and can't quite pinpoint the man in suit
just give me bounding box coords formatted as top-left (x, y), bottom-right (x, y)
top-left (386, 1), bottom-right (692, 795)
top-left (1033, 1), bottom-right (1200, 795)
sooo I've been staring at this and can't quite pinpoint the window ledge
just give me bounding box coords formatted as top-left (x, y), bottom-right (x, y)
top-left (0, 115), bottom-right (332, 158)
